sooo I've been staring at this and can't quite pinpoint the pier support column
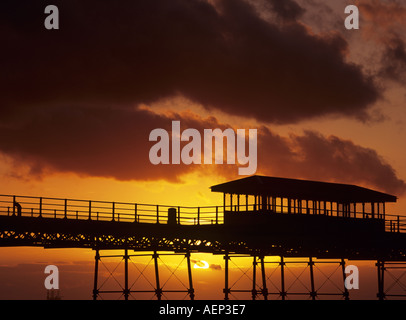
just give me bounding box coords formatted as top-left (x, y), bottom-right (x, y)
top-left (341, 258), bottom-right (349, 300)
top-left (377, 260), bottom-right (385, 300)
top-left (153, 251), bottom-right (162, 300)
top-left (224, 252), bottom-right (230, 300)
top-left (280, 256), bottom-right (286, 300)
top-left (252, 256), bottom-right (257, 300)
top-left (123, 249), bottom-right (129, 300)
top-left (309, 257), bottom-right (316, 300)
top-left (260, 256), bottom-right (268, 300)
top-left (186, 252), bottom-right (195, 300)
top-left (92, 248), bottom-right (99, 300)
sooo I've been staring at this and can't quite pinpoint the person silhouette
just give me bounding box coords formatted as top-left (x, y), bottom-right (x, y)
top-left (13, 200), bottom-right (22, 217)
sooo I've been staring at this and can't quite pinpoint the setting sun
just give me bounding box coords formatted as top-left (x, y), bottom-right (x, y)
top-left (193, 260), bottom-right (210, 269)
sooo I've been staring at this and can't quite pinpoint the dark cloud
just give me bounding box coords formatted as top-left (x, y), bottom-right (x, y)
top-left (257, 129), bottom-right (406, 196)
top-left (209, 264), bottom-right (222, 271)
top-left (265, 0), bottom-right (305, 21)
top-left (0, 0), bottom-right (379, 124)
top-left (0, 105), bottom-right (214, 182)
top-left (358, 1), bottom-right (406, 84)
top-left (0, 103), bottom-right (404, 195)
top-left (380, 35), bottom-right (406, 82)
top-left (0, 0), bottom-right (402, 196)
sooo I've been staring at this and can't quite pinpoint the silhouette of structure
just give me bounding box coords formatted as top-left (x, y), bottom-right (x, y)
top-left (46, 289), bottom-right (61, 300)
top-left (1, 175), bottom-right (406, 300)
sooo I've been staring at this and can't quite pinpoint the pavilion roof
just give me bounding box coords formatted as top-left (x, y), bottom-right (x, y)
top-left (210, 175), bottom-right (397, 203)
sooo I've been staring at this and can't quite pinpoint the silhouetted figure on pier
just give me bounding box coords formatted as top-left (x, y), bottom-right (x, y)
top-left (13, 200), bottom-right (22, 217)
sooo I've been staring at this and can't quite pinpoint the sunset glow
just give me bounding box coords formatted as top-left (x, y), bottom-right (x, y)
top-left (193, 260), bottom-right (210, 269)
top-left (1, 0), bottom-right (406, 301)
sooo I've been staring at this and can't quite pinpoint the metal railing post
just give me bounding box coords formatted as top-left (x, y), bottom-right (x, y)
top-left (398, 215), bottom-right (400, 233)
top-left (197, 207), bottom-right (200, 225)
top-left (64, 199), bottom-right (68, 219)
top-left (39, 197), bottom-right (42, 218)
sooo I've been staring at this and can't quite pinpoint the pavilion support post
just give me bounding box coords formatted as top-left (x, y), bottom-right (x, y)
top-left (261, 195), bottom-right (267, 211)
top-left (371, 202), bottom-right (375, 219)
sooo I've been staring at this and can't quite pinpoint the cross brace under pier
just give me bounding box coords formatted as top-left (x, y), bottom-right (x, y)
top-left (223, 255), bottom-right (349, 300)
top-left (92, 249), bottom-right (195, 300)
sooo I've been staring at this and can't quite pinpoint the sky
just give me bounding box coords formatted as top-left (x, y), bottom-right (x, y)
top-left (1, 0), bottom-right (406, 300)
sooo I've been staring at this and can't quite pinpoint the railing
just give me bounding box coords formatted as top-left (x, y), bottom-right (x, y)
top-left (226, 202), bottom-right (386, 219)
top-left (225, 202), bottom-right (406, 234)
top-left (1, 194), bottom-right (405, 233)
top-left (0, 195), bottom-right (224, 226)
top-left (385, 214), bottom-right (406, 233)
